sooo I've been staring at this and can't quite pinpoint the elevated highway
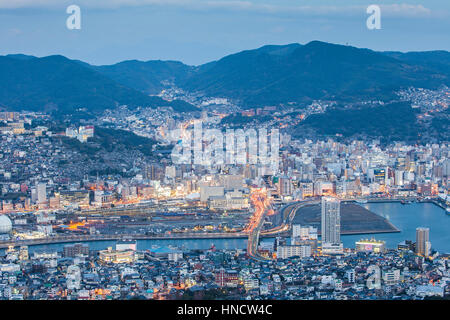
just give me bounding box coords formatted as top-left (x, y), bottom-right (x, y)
top-left (261, 199), bottom-right (320, 237)
top-left (246, 190), bottom-right (272, 262)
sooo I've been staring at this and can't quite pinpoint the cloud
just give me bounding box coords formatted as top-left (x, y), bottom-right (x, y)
top-left (0, 0), bottom-right (438, 18)
top-left (380, 4), bottom-right (432, 17)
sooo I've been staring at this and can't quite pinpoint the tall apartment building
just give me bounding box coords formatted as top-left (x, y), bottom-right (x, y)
top-left (416, 227), bottom-right (431, 257)
top-left (321, 197), bottom-right (343, 254)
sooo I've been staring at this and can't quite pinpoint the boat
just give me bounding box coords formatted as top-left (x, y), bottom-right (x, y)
top-left (356, 199), bottom-right (368, 204)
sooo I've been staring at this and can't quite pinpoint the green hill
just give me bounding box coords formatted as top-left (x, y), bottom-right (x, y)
top-left (0, 55), bottom-right (197, 113)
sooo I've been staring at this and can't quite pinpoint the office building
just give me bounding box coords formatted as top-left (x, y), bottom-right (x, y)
top-left (99, 247), bottom-right (135, 264)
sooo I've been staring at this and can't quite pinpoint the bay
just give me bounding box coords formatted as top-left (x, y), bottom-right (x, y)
top-left (18, 202), bottom-right (450, 255)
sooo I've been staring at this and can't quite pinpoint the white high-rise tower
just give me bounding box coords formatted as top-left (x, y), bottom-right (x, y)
top-left (321, 197), bottom-right (343, 254)
top-left (37, 183), bottom-right (47, 204)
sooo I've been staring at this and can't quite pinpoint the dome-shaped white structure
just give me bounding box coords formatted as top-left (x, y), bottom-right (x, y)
top-left (0, 215), bottom-right (12, 233)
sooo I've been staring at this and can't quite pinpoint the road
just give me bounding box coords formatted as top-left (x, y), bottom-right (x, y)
top-left (261, 199), bottom-right (320, 236)
top-left (246, 189), bottom-right (272, 262)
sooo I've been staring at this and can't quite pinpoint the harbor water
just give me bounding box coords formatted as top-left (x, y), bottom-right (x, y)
top-left (15, 202), bottom-right (450, 255)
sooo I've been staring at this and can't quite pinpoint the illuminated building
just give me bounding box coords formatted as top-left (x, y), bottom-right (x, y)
top-left (373, 168), bottom-right (386, 185)
top-left (276, 245), bottom-right (311, 259)
top-left (345, 269), bottom-right (355, 283)
top-left (314, 181), bottom-right (334, 196)
top-left (382, 269), bottom-right (401, 285)
top-left (299, 181), bottom-right (313, 198)
top-left (394, 170), bottom-right (404, 186)
top-left (243, 277), bottom-right (259, 291)
top-left (146, 164), bottom-right (157, 180)
top-left (66, 265), bottom-right (81, 290)
top-left (65, 125), bottom-right (95, 143)
top-left (99, 247), bottom-right (135, 264)
top-left (1, 201), bottom-right (14, 213)
top-left (49, 195), bottom-right (60, 209)
top-left (19, 246), bottom-right (29, 261)
top-left (321, 197), bottom-right (341, 244)
top-left (292, 225), bottom-right (318, 240)
top-left (33, 251), bottom-right (58, 259)
top-left (321, 197), bottom-right (343, 254)
top-left (215, 269), bottom-right (239, 287)
top-left (0, 112), bottom-right (18, 121)
top-left (321, 242), bottom-right (343, 255)
top-left (355, 239), bottom-right (386, 253)
top-left (60, 190), bottom-right (90, 209)
top-left (397, 240), bottom-right (415, 252)
top-left (93, 190), bottom-right (114, 207)
top-left (208, 192), bottom-right (249, 210)
top-left (416, 227), bottom-right (431, 257)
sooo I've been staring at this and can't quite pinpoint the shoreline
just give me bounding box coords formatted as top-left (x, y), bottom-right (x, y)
top-left (1, 200), bottom-right (446, 250)
top-left (292, 202), bottom-right (401, 236)
top-left (346, 198), bottom-right (448, 212)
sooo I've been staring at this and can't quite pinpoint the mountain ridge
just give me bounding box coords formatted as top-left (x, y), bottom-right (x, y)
top-left (0, 54), bottom-right (197, 114)
top-left (1, 41), bottom-right (449, 113)
top-left (181, 41), bottom-right (449, 106)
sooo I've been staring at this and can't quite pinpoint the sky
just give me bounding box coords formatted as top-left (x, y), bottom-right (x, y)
top-left (0, 0), bottom-right (449, 66)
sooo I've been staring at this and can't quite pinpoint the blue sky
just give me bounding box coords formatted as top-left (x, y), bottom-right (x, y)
top-left (0, 0), bottom-right (448, 65)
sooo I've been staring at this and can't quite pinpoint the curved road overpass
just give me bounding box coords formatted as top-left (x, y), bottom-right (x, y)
top-left (261, 199), bottom-right (320, 236)
top-left (246, 191), bottom-right (272, 262)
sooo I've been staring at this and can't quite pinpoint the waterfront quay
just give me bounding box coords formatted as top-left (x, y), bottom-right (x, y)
top-left (0, 196), bottom-right (443, 250)
top-left (0, 232), bottom-right (251, 249)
